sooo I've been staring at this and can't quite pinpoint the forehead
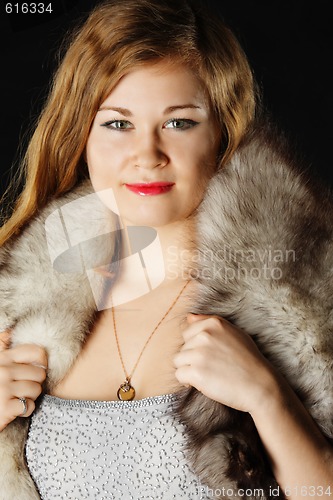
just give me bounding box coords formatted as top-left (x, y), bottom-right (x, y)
top-left (100, 60), bottom-right (209, 109)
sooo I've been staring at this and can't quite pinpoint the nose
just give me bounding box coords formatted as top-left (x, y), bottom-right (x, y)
top-left (133, 131), bottom-right (168, 169)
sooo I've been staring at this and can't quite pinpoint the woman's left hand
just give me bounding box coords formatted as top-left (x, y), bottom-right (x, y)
top-left (174, 314), bottom-right (333, 491)
top-left (174, 313), bottom-right (280, 413)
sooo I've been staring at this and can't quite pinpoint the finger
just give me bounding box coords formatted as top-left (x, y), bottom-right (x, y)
top-left (12, 380), bottom-right (44, 402)
top-left (187, 313), bottom-right (210, 324)
top-left (188, 313), bottom-right (228, 326)
top-left (174, 348), bottom-right (193, 368)
top-left (0, 398), bottom-right (35, 429)
top-left (9, 344), bottom-right (48, 369)
top-left (175, 365), bottom-right (192, 386)
top-left (11, 363), bottom-right (47, 384)
top-left (175, 365), bottom-right (201, 390)
top-left (174, 346), bottom-right (209, 370)
top-left (183, 316), bottom-right (223, 342)
top-left (182, 317), bottom-right (211, 343)
top-left (10, 397), bottom-right (35, 419)
top-left (179, 330), bottom-right (212, 352)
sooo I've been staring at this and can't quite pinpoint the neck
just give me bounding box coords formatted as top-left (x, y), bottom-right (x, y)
top-left (155, 218), bottom-right (195, 283)
top-left (106, 217), bottom-right (195, 308)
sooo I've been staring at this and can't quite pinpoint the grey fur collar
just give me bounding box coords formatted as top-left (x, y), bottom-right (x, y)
top-left (0, 126), bottom-right (332, 499)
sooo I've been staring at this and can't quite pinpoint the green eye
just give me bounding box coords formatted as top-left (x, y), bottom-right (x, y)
top-left (102, 120), bottom-right (134, 130)
top-left (164, 119), bottom-right (198, 130)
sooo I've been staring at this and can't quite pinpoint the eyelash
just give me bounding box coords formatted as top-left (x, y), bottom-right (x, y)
top-left (164, 118), bottom-right (199, 130)
top-left (101, 118), bottom-right (199, 131)
top-left (101, 120), bottom-right (133, 130)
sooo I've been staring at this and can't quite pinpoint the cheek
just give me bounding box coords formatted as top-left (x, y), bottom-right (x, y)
top-left (183, 147), bottom-right (217, 206)
top-left (184, 144), bottom-right (217, 187)
top-left (190, 126), bottom-right (220, 162)
top-left (86, 152), bottom-right (118, 193)
top-left (86, 134), bottom-right (121, 183)
top-left (178, 165), bottom-right (212, 214)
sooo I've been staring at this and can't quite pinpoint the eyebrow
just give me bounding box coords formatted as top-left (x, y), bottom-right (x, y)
top-left (97, 104), bottom-right (202, 115)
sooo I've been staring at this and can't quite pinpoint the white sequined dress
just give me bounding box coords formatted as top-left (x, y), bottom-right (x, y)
top-left (25, 393), bottom-right (213, 499)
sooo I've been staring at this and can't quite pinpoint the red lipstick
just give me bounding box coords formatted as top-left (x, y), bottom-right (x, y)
top-left (125, 182), bottom-right (175, 196)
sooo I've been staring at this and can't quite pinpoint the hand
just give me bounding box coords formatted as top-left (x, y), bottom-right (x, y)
top-left (174, 314), bottom-right (279, 413)
top-left (0, 332), bottom-right (48, 431)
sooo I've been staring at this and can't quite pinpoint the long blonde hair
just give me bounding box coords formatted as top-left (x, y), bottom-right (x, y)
top-left (1, 0), bottom-right (257, 245)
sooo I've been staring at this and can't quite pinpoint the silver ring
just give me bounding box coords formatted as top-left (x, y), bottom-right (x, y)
top-left (18, 397), bottom-right (28, 416)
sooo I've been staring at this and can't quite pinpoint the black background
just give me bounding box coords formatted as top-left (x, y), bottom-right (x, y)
top-left (1, 0), bottom-right (332, 200)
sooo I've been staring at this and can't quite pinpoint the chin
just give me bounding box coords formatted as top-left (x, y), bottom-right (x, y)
top-left (124, 204), bottom-right (186, 226)
top-left (124, 214), bottom-right (177, 228)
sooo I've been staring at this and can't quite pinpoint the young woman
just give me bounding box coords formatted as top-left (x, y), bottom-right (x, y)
top-left (0, 0), bottom-right (332, 498)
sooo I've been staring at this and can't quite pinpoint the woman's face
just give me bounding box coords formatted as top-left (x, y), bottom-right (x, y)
top-left (86, 60), bottom-right (220, 227)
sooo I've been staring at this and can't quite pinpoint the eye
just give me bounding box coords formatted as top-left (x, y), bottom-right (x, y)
top-left (101, 120), bottom-right (134, 130)
top-left (163, 118), bottom-right (199, 130)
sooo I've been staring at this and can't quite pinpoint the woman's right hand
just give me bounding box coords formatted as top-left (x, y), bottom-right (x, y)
top-left (0, 332), bottom-right (47, 431)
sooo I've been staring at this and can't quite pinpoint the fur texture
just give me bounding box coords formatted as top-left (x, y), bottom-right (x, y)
top-left (0, 184), bottom-right (117, 499)
top-left (0, 127), bottom-right (332, 499)
top-left (174, 126), bottom-right (333, 498)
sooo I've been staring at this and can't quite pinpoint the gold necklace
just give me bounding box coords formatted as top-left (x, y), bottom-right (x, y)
top-left (112, 281), bottom-right (190, 401)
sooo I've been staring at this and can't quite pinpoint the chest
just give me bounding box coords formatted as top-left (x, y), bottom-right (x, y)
top-left (51, 299), bottom-right (187, 401)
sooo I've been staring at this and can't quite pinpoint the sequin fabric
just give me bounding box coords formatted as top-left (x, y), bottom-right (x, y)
top-left (25, 393), bottom-right (213, 499)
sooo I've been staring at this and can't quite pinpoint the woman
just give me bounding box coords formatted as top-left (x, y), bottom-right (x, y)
top-left (0, 0), bottom-right (332, 498)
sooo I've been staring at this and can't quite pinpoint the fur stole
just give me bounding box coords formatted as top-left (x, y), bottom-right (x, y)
top-left (174, 126), bottom-right (333, 498)
top-left (0, 126), bottom-right (332, 499)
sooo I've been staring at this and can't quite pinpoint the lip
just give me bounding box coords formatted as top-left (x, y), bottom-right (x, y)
top-left (125, 182), bottom-right (175, 196)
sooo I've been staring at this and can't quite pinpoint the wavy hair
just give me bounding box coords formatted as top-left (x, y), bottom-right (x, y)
top-left (0, 0), bottom-right (257, 244)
